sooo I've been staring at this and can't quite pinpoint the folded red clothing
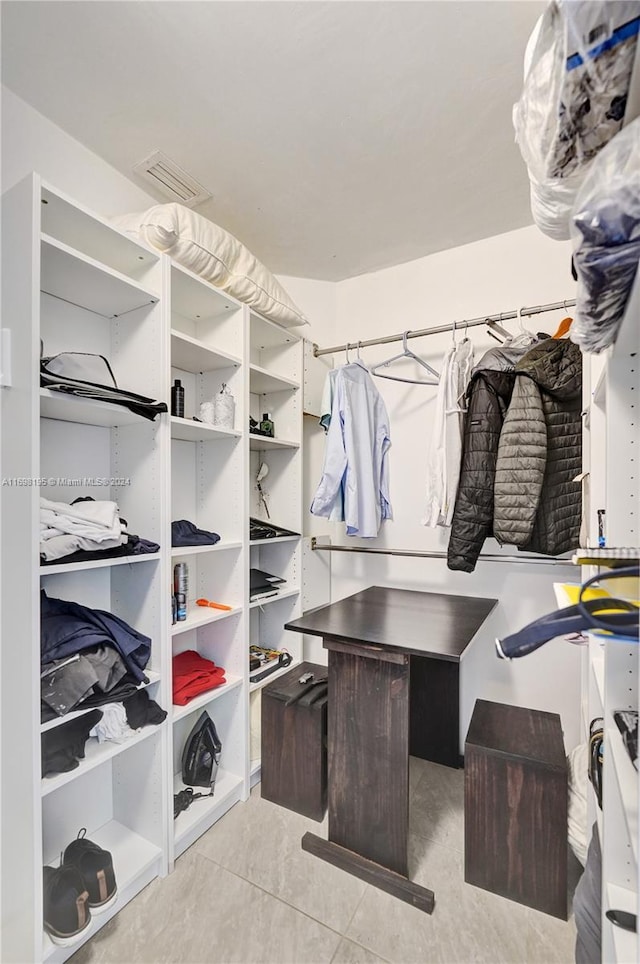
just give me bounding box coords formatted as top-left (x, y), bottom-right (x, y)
top-left (172, 649), bottom-right (226, 705)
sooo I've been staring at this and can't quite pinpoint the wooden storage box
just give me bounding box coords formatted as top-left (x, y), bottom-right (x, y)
top-left (261, 661), bottom-right (328, 821)
top-left (464, 699), bottom-right (568, 920)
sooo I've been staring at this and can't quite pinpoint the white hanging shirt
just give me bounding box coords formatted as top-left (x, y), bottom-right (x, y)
top-left (422, 339), bottom-right (474, 528)
top-left (318, 369), bottom-right (344, 523)
top-left (311, 362), bottom-right (392, 538)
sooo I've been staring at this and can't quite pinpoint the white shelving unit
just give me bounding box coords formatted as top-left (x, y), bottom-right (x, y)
top-left (247, 310), bottom-right (303, 786)
top-left (168, 258), bottom-right (249, 866)
top-left (2, 174), bottom-right (169, 964)
top-left (580, 270), bottom-right (639, 964)
top-left (1, 174), bottom-right (308, 963)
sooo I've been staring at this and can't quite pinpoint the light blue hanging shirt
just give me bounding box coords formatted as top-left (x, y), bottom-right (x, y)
top-left (310, 362), bottom-right (392, 537)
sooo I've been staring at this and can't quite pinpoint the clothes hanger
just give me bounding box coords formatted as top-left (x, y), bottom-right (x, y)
top-left (354, 340), bottom-right (369, 369)
top-left (370, 331), bottom-right (439, 385)
top-left (552, 302), bottom-right (574, 339)
top-left (505, 308), bottom-right (537, 349)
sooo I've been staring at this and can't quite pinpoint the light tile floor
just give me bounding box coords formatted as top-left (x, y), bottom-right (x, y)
top-left (71, 759), bottom-right (579, 964)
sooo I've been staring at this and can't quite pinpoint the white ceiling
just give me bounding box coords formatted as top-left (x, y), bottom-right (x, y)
top-left (1, 1), bottom-right (544, 281)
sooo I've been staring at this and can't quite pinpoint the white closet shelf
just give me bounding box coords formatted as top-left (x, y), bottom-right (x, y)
top-left (40, 552), bottom-right (161, 575)
top-left (172, 675), bottom-right (243, 722)
top-left (250, 535), bottom-right (300, 546)
top-left (41, 184), bottom-right (160, 280)
top-left (171, 262), bottom-right (243, 323)
top-left (41, 234), bottom-right (159, 318)
top-left (171, 416), bottom-right (241, 442)
top-left (250, 659), bottom-right (300, 693)
top-left (171, 603), bottom-right (241, 636)
top-left (173, 768), bottom-right (244, 856)
top-left (249, 433), bottom-right (299, 452)
top-left (40, 389), bottom-right (155, 428)
top-left (249, 364), bottom-right (299, 395)
top-left (608, 725), bottom-right (639, 865)
top-left (41, 671), bottom-right (162, 734)
top-left (250, 311), bottom-right (300, 351)
top-left (249, 588), bottom-right (300, 610)
top-left (42, 821), bottom-right (161, 963)
top-left (250, 759), bottom-right (261, 779)
top-left (171, 330), bottom-right (241, 374)
top-left (171, 541), bottom-right (242, 557)
top-left (41, 725), bottom-right (162, 797)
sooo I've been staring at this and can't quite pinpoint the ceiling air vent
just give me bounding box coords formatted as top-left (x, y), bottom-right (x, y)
top-left (133, 151), bottom-right (211, 207)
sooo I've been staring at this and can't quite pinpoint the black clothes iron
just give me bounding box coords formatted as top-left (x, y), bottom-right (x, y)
top-left (174, 712), bottom-right (222, 819)
top-left (182, 711), bottom-right (222, 788)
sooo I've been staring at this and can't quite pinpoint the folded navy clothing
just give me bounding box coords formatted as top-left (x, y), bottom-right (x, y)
top-left (172, 519), bottom-right (220, 547)
top-left (41, 590), bottom-right (151, 683)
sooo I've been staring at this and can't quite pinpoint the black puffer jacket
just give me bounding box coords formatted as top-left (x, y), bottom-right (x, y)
top-left (493, 338), bottom-right (582, 555)
top-left (447, 359), bottom-right (516, 573)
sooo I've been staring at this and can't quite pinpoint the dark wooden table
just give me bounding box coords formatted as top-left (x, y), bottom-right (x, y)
top-left (285, 585), bottom-right (498, 913)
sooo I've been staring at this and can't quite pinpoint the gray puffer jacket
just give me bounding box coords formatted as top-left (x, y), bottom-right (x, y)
top-left (493, 338), bottom-right (582, 556)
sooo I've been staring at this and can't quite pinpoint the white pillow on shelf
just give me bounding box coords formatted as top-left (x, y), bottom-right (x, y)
top-left (113, 202), bottom-right (308, 329)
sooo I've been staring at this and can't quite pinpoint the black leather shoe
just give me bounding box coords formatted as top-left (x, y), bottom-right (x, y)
top-left (63, 829), bottom-right (117, 913)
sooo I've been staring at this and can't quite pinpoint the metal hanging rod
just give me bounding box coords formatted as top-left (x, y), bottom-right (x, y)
top-left (310, 538), bottom-right (573, 567)
top-left (312, 298), bottom-right (577, 357)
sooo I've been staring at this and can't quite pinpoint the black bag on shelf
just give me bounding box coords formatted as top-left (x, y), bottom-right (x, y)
top-left (41, 352), bottom-right (167, 422)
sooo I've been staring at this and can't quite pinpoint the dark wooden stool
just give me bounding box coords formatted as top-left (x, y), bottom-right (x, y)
top-left (464, 699), bottom-right (568, 920)
top-left (261, 661), bottom-right (328, 821)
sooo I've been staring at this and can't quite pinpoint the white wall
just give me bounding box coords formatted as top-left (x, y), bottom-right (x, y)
top-left (1, 87), bottom-right (155, 213)
top-left (323, 226), bottom-right (583, 752)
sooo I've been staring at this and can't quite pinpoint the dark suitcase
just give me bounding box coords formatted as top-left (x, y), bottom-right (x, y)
top-left (261, 661), bottom-right (328, 820)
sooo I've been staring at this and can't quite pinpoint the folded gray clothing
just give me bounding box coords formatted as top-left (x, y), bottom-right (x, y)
top-left (83, 646), bottom-right (128, 692)
top-left (41, 656), bottom-right (97, 716)
top-left (41, 647), bottom-right (128, 716)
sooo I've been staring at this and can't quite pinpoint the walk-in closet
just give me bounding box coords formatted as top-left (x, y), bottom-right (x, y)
top-left (1, 3), bottom-right (638, 963)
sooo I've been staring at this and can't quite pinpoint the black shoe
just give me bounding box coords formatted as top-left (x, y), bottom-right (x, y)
top-left (63, 829), bottom-right (117, 913)
top-left (43, 865), bottom-right (91, 946)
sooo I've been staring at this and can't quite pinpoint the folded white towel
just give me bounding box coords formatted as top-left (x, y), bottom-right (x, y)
top-left (40, 497), bottom-right (122, 543)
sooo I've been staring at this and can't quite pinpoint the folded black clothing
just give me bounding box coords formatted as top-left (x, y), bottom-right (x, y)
top-left (249, 517), bottom-right (300, 540)
top-left (41, 709), bottom-right (103, 777)
top-left (123, 689), bottom-right (167, 729)
top-left (40, 533), bottom-right (160, 566)
top-left (172, 519), bottom-right (220, 547)
top-left (41, 674), bottom-right (141, 724)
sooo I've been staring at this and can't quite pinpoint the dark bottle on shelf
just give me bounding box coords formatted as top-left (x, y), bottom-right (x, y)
top-left (171, 379), bottom-right (185, 418)
top-left (260, 413), bottom-right (274, 437)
